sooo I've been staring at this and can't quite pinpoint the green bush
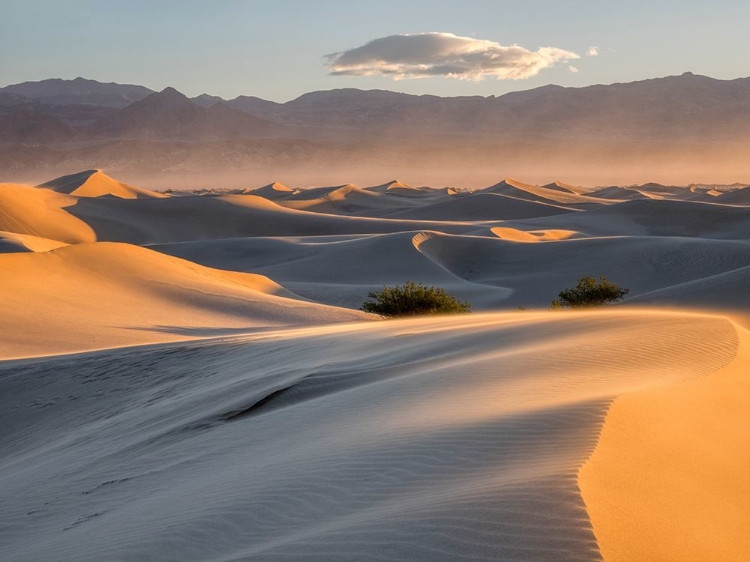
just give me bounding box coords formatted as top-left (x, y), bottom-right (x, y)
top-left (551, 275), bottom-right (629, 309)
top-left (361, 281), bottom-right (471, 317)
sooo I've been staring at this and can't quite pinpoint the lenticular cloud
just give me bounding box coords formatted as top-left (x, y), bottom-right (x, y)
top-left (326, 32), bottom-right (579, 80)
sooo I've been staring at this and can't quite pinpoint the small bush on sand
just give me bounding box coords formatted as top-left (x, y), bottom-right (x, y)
top-left (551, 276), bottom-right (629, 309)
top-left (361, 281), bottom-right (471, 317)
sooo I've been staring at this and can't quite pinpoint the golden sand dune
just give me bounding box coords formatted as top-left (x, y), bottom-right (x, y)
top-left (243, 181), bottom-right (295, 199)
top-left (277, 183), bottom-right (403, 214)
top-left (239, 181), bottom-right (448, 217)
top-left (483, 178), bottom-right (611, 206)
top-left (0, 241), bottom-right (365, 358)
top-left (0, 183), bottom-right (96, 243)
top-left (366, 180), bottom-right (432, 194)
top-left (1, 310), bottom-right (746, 561)
top-left (0, 230), bottom-right (69, 253)
top-left (267, 182), bottom-right (445, 216)
top-left (580, 323), bottom-right (750, 561)
top-left (543, 180), bottom-right (588, 195)
top-left (40, 169), bottom-right (166, 199)
top-left (490, 226), bottom-right (581, 242)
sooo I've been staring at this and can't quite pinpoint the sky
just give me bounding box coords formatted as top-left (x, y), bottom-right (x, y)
top-left (1, 0), bottom-right (749, 101)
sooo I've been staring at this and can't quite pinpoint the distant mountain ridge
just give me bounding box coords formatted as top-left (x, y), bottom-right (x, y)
top-left (87, 87), bottom-right (280, 140)
top-left (1, 77), bottom-right (154, 108)
top-left (2, 74), bottom-right (749, 185)
top-left (5, 72), bottom-right (750, 141)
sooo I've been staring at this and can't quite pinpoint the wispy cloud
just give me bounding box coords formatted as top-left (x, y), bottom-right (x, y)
top-left (326, 32), bottom-right (579, 81)
top-left (586, 46), bottom-right (599, 57)
top-left (569, 66), bottom-right (579, 73)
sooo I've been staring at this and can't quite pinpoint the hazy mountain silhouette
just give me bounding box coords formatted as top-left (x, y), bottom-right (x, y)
top-left (0, 77), bottom-right (154, 108)
top-left (0, 105), bottom-right (74, 144)
top-left (191, 93), bottom-right (224, 107)
top-left (87, 87), bottom-right (281, 140)
top-left (221, 73), bottom-right (750, 141)
top-left (2, 73), bottom-right (749, 185)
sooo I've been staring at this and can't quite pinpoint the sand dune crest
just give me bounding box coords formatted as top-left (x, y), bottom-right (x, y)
top-left (40, 169), bottom-right (166, 199)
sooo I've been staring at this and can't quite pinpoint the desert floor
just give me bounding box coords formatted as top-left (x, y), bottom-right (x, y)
top-left (1, 171), bottom-right (748, 561)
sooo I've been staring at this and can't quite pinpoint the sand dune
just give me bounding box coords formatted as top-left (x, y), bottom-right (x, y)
top-left (244, 181), bottom-right (296, 199)
top-left (276, 183), bottom-right (427, 215)
top-left (628, 264), bottom-right (750, 317)
top-left (634, 182), bottom-right (695, 199)
top-left (543, 181), bottom-right (589, 195)
top-left (490, 226), bottom-right (581, 242)
top-left (1, 309), bottom-right (745, 561)
top-left (154, 232), bottom-right (512, 309)
top-left (587, 185), bottom-right (651, 200)
top-left (0, 183), bottom-right (96, 243)
top-left (366, 180), bottom-right (435, 195)
top-left (414, 231), bottom-right (750, 309)
top-left (262, 181), bottom-right (448, 216)
top-left (580, 323), bottom-right (750, 560)
top-left (0, 241), bottom-right (364, 358)
top-left (482, 178), bottom-right (609, 206)
top-left (280, 183), bottom-right (364, 201)
top-left (0, 230), bottom-right (68, 253)
top-left (387, 192), bottom-right (577, 221)
top-left (543, 180), bottom-right (578, 193)
top-left (713, 185), bottom-right (750, 205)
top-left (62, 192), bottom-right (479, 244)
top-left (40, 169), bottom-right (166, 199)
top-left (154, 228), bottom-right (750, 312)
top-left (508, 198), bottom-right (750, 239)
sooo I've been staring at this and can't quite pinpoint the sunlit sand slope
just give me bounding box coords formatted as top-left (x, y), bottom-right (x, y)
top-left (0, 242), bottom-right (365, 358)
top-left (580, 324), bottom-right (750, 561)
top-left (0, 183), bottom-right (96, 243)
top-left (0, 310), bottom-right (741, 561)
top-left (0, 230), bottom-right (68, 253)
top-left (483, 178), bottom-right (609, 206)
top-left (39, 169), bottom-right (167, 199)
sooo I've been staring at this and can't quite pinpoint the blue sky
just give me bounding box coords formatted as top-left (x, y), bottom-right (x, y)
top-left (2, 0), bottom-right (749, 100)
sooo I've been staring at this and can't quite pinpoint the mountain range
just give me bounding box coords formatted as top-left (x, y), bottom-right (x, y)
top-left (1, 74), bottom-right (749, 186)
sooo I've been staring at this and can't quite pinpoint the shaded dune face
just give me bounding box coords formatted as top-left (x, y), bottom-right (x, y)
top-left (61, 193), bottom-right (477, 244)
top-left (0, 311), bottom-right (739, 561)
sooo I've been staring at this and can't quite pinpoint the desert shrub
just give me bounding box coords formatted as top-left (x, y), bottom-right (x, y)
top-left (361, 281), bottom-right (471, 317)
top-left (551, 275), bottom-right (629, 309)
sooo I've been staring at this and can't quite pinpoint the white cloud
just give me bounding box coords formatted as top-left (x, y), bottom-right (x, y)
top-left (569, 65), bottom-right (579, 73)
top-left (326, 32), bottom-right (579, 81)
top-left (586, 46), bottom-right (599, 57)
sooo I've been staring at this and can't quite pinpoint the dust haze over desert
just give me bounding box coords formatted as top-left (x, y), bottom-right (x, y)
top-left (2, 2), bottom-right (750, 561)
